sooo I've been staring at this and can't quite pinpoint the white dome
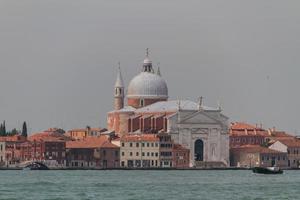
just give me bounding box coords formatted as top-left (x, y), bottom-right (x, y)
top-left (127, 72), bottom-right (168, 99)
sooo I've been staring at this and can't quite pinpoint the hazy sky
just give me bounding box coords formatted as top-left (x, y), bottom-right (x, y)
top-left (0, 0), bottom-right (300, 134)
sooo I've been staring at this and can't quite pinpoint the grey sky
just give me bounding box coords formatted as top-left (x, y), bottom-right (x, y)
top-left (0, 0), bottom-right (299, 134)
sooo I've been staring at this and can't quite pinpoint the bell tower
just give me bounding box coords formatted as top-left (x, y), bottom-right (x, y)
top-left (114, 63), bottom-right (124, 110)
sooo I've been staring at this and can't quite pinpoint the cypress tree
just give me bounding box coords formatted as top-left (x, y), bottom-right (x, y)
top-left (0, 123), bottom-right (3, 136)
top-left (22, 121), bottom-right (28, 137)
top-left (3, 121), bottom-right (6, 136)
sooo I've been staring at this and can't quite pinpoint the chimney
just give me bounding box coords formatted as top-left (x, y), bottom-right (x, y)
top-left (268, 129), bottom-right (272, 136)
top-left (272, 126), bottom-right (276, 132)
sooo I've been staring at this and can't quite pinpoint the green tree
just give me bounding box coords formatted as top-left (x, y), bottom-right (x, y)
top-left (22, 121), bottom-right (28, 137)
top-left (0, 123), bottom-right (3, 136)
top-left (7, 128), bottom-right (18, 136)
top-left (3, 121), bottom-right (6, 136)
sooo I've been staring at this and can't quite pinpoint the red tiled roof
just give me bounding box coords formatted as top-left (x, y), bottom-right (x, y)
top-left (29, 131), bottom-right (70, 142)
top-left (121, 134), bottom-right (159, 142)
top-left (230, 129), bottom-right (269, 137)
top-left (231, 145), bottom-right (283, 154)
top-left (66, 136), bottom-right (118, 149)
top-left (230, 122), bottom-right (257, 130)
top-left (270, 131), bottom-right (294, 138)
top-left (276, 138), bottom-right (300, 148)
top-left (0, 135), bottom-right (27, 142)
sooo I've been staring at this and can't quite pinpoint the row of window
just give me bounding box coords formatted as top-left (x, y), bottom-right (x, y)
top-left (122, 151), bottom-right (159, 157)
top-left (261, 156), bottom-right (287, 161)
top-left (231, 138), bottom-right (263, 143)
top-left (160, 152), bottom-right (172, 157)
top-left (122, 142), bottom-right (159, 148)
top-left (160, 143), bottom-right (172, 148)
top-left (287, 149), bottom-right (300, 154)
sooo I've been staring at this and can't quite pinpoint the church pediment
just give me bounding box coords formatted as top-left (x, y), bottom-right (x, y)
top-left (179, 111), bottom-right (223, 125)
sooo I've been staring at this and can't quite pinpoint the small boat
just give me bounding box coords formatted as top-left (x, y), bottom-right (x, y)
top-left (253, 167), bottom-right (283, 174)
top-left (24, 162), bottom-right (49, 170)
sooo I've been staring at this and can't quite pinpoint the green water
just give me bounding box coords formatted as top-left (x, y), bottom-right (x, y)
top-left (0, 170), bottom-right (298, 200)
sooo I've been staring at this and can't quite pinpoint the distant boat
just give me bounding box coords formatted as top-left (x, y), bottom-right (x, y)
top-left (252, 167), bottom-right (283, 174)
top-left (23, 162), bottom-right (49, 170)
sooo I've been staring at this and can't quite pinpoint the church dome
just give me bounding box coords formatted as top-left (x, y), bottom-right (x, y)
top-left (127, 72), bottom-right (168, 99)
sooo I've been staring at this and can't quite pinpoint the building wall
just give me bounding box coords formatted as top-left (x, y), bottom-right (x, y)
top-left (286, 147), bottom-right (300, 168)
top-left (172, 147), bottom-right (190, 168)
top-left (260, 153), bottom-right (288, 168)
top-left (230, 135), bottom-right (265, 147)
top-left (168, 110), bottom-right (229, 167)
top-left (97, 147), bottom-right (120, 168)
top-left (159, 134), bottom-right (173, 167)
top-left (269, 141), bottom-right (300, 168)
top-left (127, 98), bottom-right (167, 109)
top-left (0, 142), bottom-right (5, 166)
top-left (230, 151), bottom-right (260, 168)
top-left (269, 141), bottom-right (288, 153)
top-left (120, 140), bottom-right (160, 168)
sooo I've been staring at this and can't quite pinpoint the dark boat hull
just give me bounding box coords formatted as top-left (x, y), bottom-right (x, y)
top-left (24, 162), bottom-right (49, 170)
top-left (253, 167), bottom-right (283, 174)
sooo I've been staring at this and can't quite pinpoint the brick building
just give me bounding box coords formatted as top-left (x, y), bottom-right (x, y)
top-left (230, 145), bottom-right (288, 168)
top-left (66, 136), bottom-right (120, 169)
top-left (269, 139), bottom-right (300, 168)
top-left (28, 129), bottom-right (71, 167)
top-left (65, 127), bottom-right (107, 140)
top-left (172, 144), bottom-right (190, 168)
top-left (0, 135), bottom-right (27, 166)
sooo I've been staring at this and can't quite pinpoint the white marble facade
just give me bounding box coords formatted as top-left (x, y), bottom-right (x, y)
top-left (167, 109), bottom-right (229, 167)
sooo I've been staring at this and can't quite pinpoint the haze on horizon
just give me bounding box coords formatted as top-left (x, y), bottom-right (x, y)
top-left (0, 0), bottom-right (299, 134)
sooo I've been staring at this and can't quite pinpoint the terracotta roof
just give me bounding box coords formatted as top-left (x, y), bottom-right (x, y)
top-left (0, 135), bottom-right (27, 142)
top-left (29, 132), bottom-right (70, 142)
top-left (230, 130), bottom-right (269, 137)
top-left (230, 122), bottom-right (257, 130)
top-left (121, 134), bottom-right (159, 142)
top-left (270, 131), bottom-right (294, 138)
top-left (231, 145), bottom-right (284, 154)
top-left (276, 139), bottom-right (300, 148)
top-left (67, 127), bottom-right (106, 132)
top-left (66, 136), bottom-right (118, 149)
top-left (68, 128), bottom-right (86, 132)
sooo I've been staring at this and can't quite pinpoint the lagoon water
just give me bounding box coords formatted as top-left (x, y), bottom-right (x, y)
top-left (0, 170), bottom-right (299, 200)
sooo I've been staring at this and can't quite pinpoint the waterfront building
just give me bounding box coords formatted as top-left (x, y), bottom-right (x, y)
top-left (269, 139), bottom-right (300, 168)
top-left (158, 133), bottom-right (173, 167)
top-left (120, 134), bottom-right (160, 168)
top-left (108, 51), bottom-right (230, 167)
top-left (0, 141), bottom-right (5, 166)
top-left (229, 122), bottom-right (267, 147)
top-left (65, 127), bottom-right (107, 140)
top-left (229, 122), bottom-right (294, 148)
top-left (66, 136), bottom-right (120, 169)
top-left (0, 135), bottom-right (27, 166)
top-left (172, 144), bottom-right (190, 168)
top-left (28, 129), bottom-right (70, 167)
top-left (230, 145), bottom-right (288, 168)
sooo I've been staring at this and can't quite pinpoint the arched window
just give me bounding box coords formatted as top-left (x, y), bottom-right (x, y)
top-left (194, 139), bottom-right (204, 161)
top-left (140, 99), bottom-right (145, 107)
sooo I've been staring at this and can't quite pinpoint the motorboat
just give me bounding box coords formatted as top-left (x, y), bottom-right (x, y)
top-left (253, 167), bottom-right (283, 174)
top-left (23, 162), bottom-right (49, 170)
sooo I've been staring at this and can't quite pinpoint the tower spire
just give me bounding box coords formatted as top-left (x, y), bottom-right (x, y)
top-left (157, 62), bottom-right (161, 76)
top-left (114, 62), bottom-right (124, 110)
top-left (115, 62), bottom-right (124, 88)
